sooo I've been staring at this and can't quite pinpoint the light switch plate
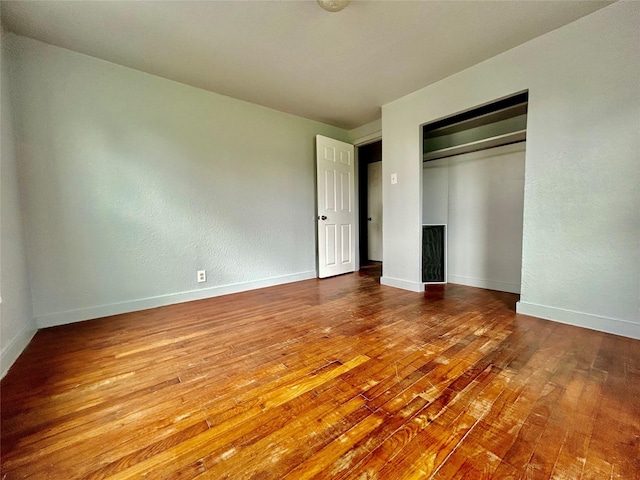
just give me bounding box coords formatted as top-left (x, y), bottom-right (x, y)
top-left (391, 173), bottom-right (398, 184)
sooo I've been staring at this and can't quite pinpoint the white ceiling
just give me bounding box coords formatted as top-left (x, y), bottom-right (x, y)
top-left (0, 0), bottom-right (612, 129)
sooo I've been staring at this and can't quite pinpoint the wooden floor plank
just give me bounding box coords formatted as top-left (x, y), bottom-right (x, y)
top-left (1, 264), bottom-right (638, 479)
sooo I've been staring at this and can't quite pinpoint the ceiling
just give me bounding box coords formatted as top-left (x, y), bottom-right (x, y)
top-left (0, 0), bottom-right (612, 129)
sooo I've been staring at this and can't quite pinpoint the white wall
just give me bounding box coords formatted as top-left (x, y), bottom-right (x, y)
top-left (349, 119), bottom-right (382, 146)
top-left (383, 2), bottom-right (640, 338)
top-left (1, 31), bottom-right (36, 377)
top-left (423, 143), bottom-right (525, 294)
top-left (422, 160), bottom-right (449, 226)
top-left (7, 34), bottom-right (349, 329)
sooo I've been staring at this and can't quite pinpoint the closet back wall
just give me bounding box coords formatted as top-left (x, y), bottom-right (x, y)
top-left (423, 143), bottom-right (525, 293)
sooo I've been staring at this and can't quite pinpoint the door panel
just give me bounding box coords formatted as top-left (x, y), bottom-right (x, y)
top-left (317, 135), bottom-right (355, 278)
top-left (341, 224), bottom-right (352, 263)
top-left (324, 169), bottom-right (336, 210)
top-left (367, 161), bottom-right (383, 262)
top-left (325, 225), bottom-right (337, 266)
top-left (340, 172), bottom-right (351, 211)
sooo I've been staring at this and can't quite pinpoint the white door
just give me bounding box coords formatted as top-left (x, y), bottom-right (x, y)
top-left (367, 161), bottom-right (383, 261)
top-left (316, 135), bottom-right (355, 278)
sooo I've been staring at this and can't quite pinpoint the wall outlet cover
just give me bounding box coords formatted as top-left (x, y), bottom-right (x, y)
top-left (197, 270), bottom-right (206, 282)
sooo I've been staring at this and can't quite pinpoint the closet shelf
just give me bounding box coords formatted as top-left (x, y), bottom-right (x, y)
top-left (423, 129), bottom-right (526, 162)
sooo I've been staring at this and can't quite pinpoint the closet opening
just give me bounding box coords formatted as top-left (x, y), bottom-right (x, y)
top-left (421, 91), bottom-right (528, 294)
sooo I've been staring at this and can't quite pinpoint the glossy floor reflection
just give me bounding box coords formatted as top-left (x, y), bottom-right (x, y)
top-left (2, 266), bottom-right (638, 479)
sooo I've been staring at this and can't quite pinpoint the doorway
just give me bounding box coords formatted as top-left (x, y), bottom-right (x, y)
top-left (316, 135), bottom-right (356, 278)
top-left (421, 91), bottom-right (527, 294)
top-left (357, 140), bottom-right (382, 266)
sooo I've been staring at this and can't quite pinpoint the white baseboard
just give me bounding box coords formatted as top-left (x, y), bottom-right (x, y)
top-left (447, 274), bottom-right (521, 294)
top-left (516, 301), bottom-right (640, 340)
top-left (1, 325), bottom-right (37, 379)
top-left (35, 271), bottom-right (317, 329)
top-left (380, 276), bottom-right (425, 293)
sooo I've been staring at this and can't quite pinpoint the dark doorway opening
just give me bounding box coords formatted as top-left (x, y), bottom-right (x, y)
top-left (357, 140), bottom-right (382, 266)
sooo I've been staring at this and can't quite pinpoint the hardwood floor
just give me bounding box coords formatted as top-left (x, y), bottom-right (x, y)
top-left (2, 265), bottom-right (639, 479)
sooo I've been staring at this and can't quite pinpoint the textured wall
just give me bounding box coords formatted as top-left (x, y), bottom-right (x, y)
top-left (1, 32), bottom-right (36, 376)
top-left (349, 119), bottom-right (382, 146)
top-left (383, 2), bottom-right (640, 338)
top-left (423, 143), bottom-right (525, 294)
top-left (7, 34), bottom-right (348, 327)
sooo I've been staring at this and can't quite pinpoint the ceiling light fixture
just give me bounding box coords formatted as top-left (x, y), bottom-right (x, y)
top-left (317, 0), bottom-right (350, 13)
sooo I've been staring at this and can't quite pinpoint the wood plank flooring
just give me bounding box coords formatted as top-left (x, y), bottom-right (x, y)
top-left (2, 264), bottom-right (639, 479)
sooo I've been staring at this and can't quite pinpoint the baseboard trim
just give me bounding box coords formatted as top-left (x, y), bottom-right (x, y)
top-left (447, 275), bottom-right (521, 294)
top-left (516, 301), bottom-right (640, 340)
top-left (1, 325), bottom-right (37, 379)
top-left (380, 276), bottom-right (425, 293)
top-left (35, 271), bottom-right (317, 329)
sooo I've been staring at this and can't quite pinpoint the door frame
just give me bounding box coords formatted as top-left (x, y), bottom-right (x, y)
top-left (314, 130), bottom-right (381, 275)
top-left (354, 136), bottom-right (382, 270)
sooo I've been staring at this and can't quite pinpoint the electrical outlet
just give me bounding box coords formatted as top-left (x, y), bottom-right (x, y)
top-left (197, 270), bottom-right (206, 283)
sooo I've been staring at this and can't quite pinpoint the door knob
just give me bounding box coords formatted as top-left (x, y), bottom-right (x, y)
top-left (318, 215), bottom-right (327, 220)
top-left (368, 217), bottom-right (372, 221)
